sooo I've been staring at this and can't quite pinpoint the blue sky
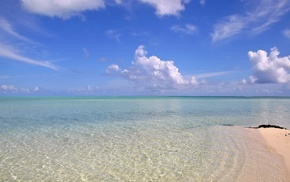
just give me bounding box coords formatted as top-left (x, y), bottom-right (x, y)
top-left (1, 0), bottom-right (290, 96)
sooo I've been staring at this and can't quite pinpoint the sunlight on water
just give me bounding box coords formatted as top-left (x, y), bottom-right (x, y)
top-left (0, 97), bottom-right (290, 181)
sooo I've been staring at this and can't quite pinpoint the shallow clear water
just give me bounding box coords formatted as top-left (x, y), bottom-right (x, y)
top-left (0, 97), bottom-right (290, 181)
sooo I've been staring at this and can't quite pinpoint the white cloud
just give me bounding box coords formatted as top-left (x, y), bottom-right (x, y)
top-left (0, 18), bottom-right (33, 42)
top-left (1, 85), bottom-right (16, 91)
top-left (132, 45), bottom-right (190, 85)
top-left (0, 18), bottom-right (59, 71)
top-left (20, 88), bottom-right (30, 93)
top-left (1, 84), bottom-right (42, 94)
top-left (212, 15), bottom-right (245, 42)
top-left (139, 0), bottom-right (190, 16)
top-left (106, 64), bottom-right (120, 73)
top-left (33, 86), bottom-right (39, 92)
top-left (21, 0), bottom-right (105, 19)
top-left (282, 29), bottom-right (290, 39)
top-left (249, 0), bottom-right (290, 35)
top-left (212, 0), bottom-right (290, 42)
top-left (242, 79), bottom-right (247, 84)
top-left (0, 18), bottom-right (60, 71)
top-left (0, 43), bottom-right (59, 70)
top-left (247, 47), bottom-right (290, 84)
top-left (170, 24), bottom-right (197, 35)
top-left (21, 0), bottom-right (190, 18)
top-left (106, 45), bottom-right (198, 90)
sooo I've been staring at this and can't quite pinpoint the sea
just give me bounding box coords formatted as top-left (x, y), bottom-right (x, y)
top-left (0, 97), bottom-right (290, 181)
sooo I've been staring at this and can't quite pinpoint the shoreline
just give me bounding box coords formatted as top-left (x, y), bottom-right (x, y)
top-left (257, 127), bottom-right (290, 179)
top-left (246, 125), bottom-right (290, 181)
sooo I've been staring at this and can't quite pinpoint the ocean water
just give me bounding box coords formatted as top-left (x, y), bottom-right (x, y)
top-left (0, 97), bottom-right (290, 181)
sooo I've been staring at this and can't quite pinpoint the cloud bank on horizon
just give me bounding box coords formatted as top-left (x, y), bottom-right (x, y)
top-left (1, 0), bottom-right (290, 95)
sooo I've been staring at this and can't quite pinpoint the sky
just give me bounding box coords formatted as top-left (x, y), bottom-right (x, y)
top-left (1, 0), bottom-right (290, 96)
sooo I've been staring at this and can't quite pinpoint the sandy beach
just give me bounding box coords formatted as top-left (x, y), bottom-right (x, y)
top-left (257, 128), bottom-right (290, 180)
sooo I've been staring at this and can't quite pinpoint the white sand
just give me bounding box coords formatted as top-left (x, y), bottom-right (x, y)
top-left (258, 128), bottom-right (290, 179)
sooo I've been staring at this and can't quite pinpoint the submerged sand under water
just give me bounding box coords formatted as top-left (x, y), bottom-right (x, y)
top-left (1, 97), bottom-right (290, 181)
top-left (0, 125), bottom-right (289, 181)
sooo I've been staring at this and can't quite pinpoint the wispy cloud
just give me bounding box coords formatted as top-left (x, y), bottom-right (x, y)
top-left (248, 0), bottom-right (290, 35)
top-left (195, 71), bottom-right (233, 79)
top-left (106, 29), bottom-right (122, 43)
top-left (83, 48), bottom-right (89, 59)
top-left (98, 57), bottom-right (109, 62)
top-left (170, 24), bottom-right (197, 35)
top-left (0, 18), bottom-right (34, 43)
top-left (0, 17), bottom-right (59, 70)
top-left (0, 75), bottom-right (10, 79)
top-left (282, 29), bottom-right (290, 39)
top-left (212, 15), bottom-right (245, 42)
top-left (0, 44), bottom-right (59, 70)
top-left (212, 0), bottom-right (290, 42)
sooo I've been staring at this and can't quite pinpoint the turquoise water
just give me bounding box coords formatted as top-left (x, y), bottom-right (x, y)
top-left (0, 97), bottom-right (290, 181)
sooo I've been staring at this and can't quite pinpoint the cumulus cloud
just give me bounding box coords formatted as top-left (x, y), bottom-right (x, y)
top-left (106, 64), bottom-right (120, 73)
top-left (247, 47), bottom-right (290, 84)
top-left (170, 24), bottom-right (197, 35)
top-left (0, 43), bottom-right (59, 70)
top-left (21, 0), bottom-right (105, 19)
top-left (132, 45), bottom-right (191, 85)
top-left (212, 0), bottom-right (290, 42)
top-left (139, 0), bottom-right (190, 16)
top-left (106, 45), bottom-right (198, 90)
